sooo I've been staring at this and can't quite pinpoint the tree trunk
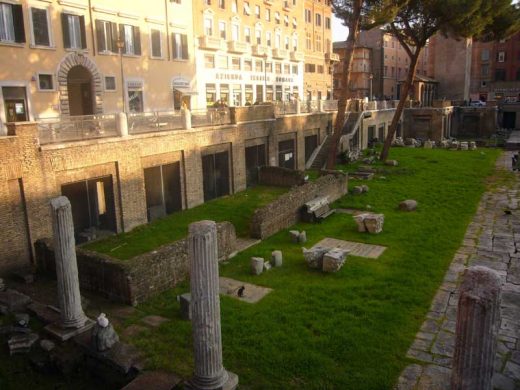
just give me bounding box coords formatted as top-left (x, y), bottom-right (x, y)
top-left (379, 49), bottom-right (421, 162)
top-left (326, 0), bottom-right (362, 170)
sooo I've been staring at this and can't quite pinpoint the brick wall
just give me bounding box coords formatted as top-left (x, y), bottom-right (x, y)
top-left (250, 173), bottom-right (348, 240)
top-left (258, 166), bottom-right (306, 187)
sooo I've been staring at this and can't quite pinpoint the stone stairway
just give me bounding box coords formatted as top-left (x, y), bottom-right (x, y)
top-left (310, 136), bottom-right (333, 170)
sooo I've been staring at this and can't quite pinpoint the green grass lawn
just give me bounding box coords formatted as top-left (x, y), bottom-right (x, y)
top-left (117, 148), bottom-right (500, 389)
top-left (84, 185), bottom-right (287, 260)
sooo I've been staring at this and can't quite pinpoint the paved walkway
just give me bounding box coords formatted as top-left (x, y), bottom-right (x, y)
top-left (506, 131), bottom-right (520, 150)
top-left (397, 152), bottom-right (520, 390)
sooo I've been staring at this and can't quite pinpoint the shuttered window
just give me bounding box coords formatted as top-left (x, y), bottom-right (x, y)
top-left (61, 13), bottom-right (86, 49)
top-left (172, 32), bottom-right (188, 60)
top-left (150, 29), bottom-right (162, 58)
top-left (31, 8), bottom-right (50, 46)
top-left (0, 3), bottom-right (25, 43)
top-left (96, 20), bottom-right (117, 53)
top-left (119, 24), bottom-right (141, 55)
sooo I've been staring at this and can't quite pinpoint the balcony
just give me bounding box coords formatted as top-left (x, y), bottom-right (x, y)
top-left (252, 45), bottom-right (270, 57)
top-left (198, 35), bottom-right (224, 51)
top-left (325, 52), bottom-right (340, 62)
top-left (227, 41), bottom-right (250, 54)
top-left (272, 48), bottom-right (289, 59)
top-left (290, 51), bottom-right (305, 62)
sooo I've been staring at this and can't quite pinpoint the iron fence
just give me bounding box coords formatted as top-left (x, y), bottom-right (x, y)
top-left (38, 114), bottom-right (118, 145)
top-left (128, 110), bottom-right (183, 134)
top-left (191, 108), bottom-right (231, 127)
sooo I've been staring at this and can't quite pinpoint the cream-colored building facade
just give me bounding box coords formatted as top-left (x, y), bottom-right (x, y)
top-left (0, 0), bottom-right (196, 133)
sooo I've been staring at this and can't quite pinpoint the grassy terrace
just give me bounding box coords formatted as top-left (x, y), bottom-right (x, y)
top-left (84, 186), bottom-right (287, 260)
top-left (110, 147), bottom-right (501, 389)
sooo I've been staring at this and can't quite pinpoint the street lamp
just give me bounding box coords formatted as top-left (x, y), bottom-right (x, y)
top-left (116, 38), bottom-right (126, 113)
top-left (369, 73), bottom-right (373, 101)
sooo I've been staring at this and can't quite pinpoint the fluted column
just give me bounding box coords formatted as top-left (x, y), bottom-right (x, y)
top-left (188, 220), bottom-right (230, 390)
top-left (50, 196), bottom-right (87, 329)
top-left (451, 266), bottom-right (501, 390)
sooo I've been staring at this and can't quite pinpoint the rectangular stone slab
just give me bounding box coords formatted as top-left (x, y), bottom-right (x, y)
top-left (312, 238), bottom-right (387, 259)
top-left (219, 277), bottom-right (272, 304)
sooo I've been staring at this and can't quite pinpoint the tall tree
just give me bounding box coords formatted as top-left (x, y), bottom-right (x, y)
top-left (326, 0), bottom-right (404, 170)
top-left (379, 0), bottom-right (520, 162)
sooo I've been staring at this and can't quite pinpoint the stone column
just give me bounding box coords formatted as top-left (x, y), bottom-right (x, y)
top-left (296, 99), bottom-right (301, 114)
top-left (117, 112), bottom-right (128, 137)
top-left (182, 108), bottom-right (192, 130)
top-left (50, 196), bottom-right (88, 329)
top-left (187, 220), bottom-right (238, 390)
top-left (451, 266), bottom-right (501, 390)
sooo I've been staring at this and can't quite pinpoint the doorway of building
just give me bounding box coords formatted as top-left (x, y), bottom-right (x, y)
top-left (2, 86), bottom-right (28, 122)
top-left (245, 144), bottom-right (266, 187)
top-left (67, 65), bottom-right (94, 116)
top-left (278, 139), bottom-right (295, 169)
top-left (144, 162), bottom-right (183, 222)
top-left (202, 151), bottom-right (230, 201)
top-left (304, 135), bottom-right (318, 164)
top-left (503, 111), bottom-right (517, 129)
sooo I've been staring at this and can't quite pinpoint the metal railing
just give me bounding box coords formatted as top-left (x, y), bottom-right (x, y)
top-left (38, 114), bottom-right (118, 145)
top-left (322, 100), bottom-right (338, 111)
top-left (128, 110), bottom-right (183, 135)
top-left (274, 101), bottom-right (297, 116)
top-left (191, 108), bottom-right (231, 127)
top-left (300, 100), bottom-right (319, 114)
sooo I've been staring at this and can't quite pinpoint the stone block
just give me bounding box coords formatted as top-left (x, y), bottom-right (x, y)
top-left (289, 230), bottom-right (300, 243)
top-left (399, 200), bottom-right (418, 211)
top-left (469, 141), bottom-right (477, 150)
top-left (353, 213), bottom-right (369, 232)
top-left (385, 160), bottom-right (399, 166)
top-left (423, 140), bottom-right (434, 149)
top-left (298, 231), bottom-right (307, 244)
top-left (179, 293), bottom-right (191, 320)
top-left (263, 261), bottom-right (272, 272)
top-left (460, 141), bottom-right (469, 150)
top-left (271, 251), bottom-right (282, 267)
top-left (364, 214), bottom-right (384, 234)
top-left (8, 333), bottom-right (39, 355)
top-left (303, 246), bottom-right (328, 269)
top-left (250, 257), bottom-right (264, 275)
top-left (322, 248), bottom-right (349, 273)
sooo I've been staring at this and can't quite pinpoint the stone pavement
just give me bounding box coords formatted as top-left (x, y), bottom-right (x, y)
top-left (396, 152), bottom-right (520, 390)
top-left (313, 237), bottom-right (387, 259)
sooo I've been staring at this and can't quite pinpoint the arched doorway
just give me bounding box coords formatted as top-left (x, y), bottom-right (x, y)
top-left (67, 65), bottom-right (94, 116)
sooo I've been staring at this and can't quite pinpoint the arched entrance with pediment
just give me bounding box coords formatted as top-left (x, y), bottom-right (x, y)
top-left (57, 53), bottom-right (103, 116)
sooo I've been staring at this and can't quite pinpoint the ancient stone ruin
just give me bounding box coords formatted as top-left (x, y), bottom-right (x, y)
top-left (353, 214), bottom-right (385, 234)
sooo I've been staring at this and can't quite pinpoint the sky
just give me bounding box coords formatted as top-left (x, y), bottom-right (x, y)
top-left (332, 14), bottom-right (349, 42)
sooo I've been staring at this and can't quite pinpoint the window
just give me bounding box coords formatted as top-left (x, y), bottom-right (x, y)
top-left (219, 21), bottom-right (226, 39)
top-left (481, 64), bottom-right (489, 76)
top-left (305, 9), bottom-right (311, 23)
top-left (218, 0), bottom-right (225, 9)
top-left (325, 17), bottom-right (331, 29)
top-left (0, 2), bottom-right (25, 43)
top-left (217, 55), bottom-right (228, 69)
top-left (266, 31), bottom-right (271, 47)
top-left (232, 0), bottom-right (238, 13)
top-left (284, 64), bottom-right (290, 74)
top-left (317, 65), bottom-right (323, 73)
top-left (275, 62), bottom-right (281, 73)
top-left (306, 32), bottom-right (311, 50)
top-left (265, 9), bottom-right (270, 21)
top-left (244, 59), bottom-right (252, 71)
top-left (172, 33), bottom-right (188, 59)
top-left (498, 51), bottom-right (506, 62)
top-left (255, 29), bottom-right (261, 44)
top-left (121, 24), bottom-right (141, 55)
top-left (38, 73), bottom-right (54, 91)
top-left (315, 34), bottom-right (321, 52)
top-left (292, 17), bottom-right (297, 29)
top-left (232, 24), bottom-right (239, 41)
top-left (315, 13), bottom-right (321, 26)
top-left (243, 1), bottom-right (251, 15)
top-left (127, 80), bottom-right (144, 113)
top-left (495, 68), bottom-right (506, 81)
top-left (61, 13), bottom-right (86, 49)
top-left (206, 83), bottom-right (216, 106)
top-left (275, 11), bottom-right (280, 24)
top-left (266, 61), bottom-right (272, 72)
top-left (284, 36), bottom-right (289, 50)
top-left (104, 76), bottom-right (116, 91)
top-left (171, 0), bottom-right (181, 3)
top-left (255, 60), bottom-right (262, 72)
top-left (204, 54), bottom-right (215, 68)
top-left (255, 5), bottom-right (260, 18)
top-left (244, 27), bottom-right (251, 43)
top-left (275, 33), bottom-right (280, 48)
top-left (96, 20), bottom-right (117, 53)
top-left (30, 7), bottom-right (50, 46)
top-left (384, 65), bottom-right (388, 76)
top-left (292, 65), bottom-right (298, 74)
top-left (231, 56), bottom-right (240, 70)
top-left (204, 18), bottom-right (213, 36)
top-left (150, 29), bottom-right (162, 58)
top-left (292, 36), bottom-right (297, 51)
top-left (516, 68), bottom-right (520, 81)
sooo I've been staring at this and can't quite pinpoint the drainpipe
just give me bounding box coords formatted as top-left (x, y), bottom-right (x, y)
top-left (88, 0), bottom-right (95, 56)
top-left (165, 0), bottom-right (171, 61)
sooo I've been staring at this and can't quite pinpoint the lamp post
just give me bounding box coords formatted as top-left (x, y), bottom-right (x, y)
top-left (116, 38), bottom-right (126, 113)
top-left (369, 73), bottom-right (373, 101)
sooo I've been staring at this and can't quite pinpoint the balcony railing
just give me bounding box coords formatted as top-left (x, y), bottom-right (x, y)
top-left (300, 100), bottom-right (320, 114)
top-left (198, 35), bottom-right (224, 51)
top-left (290, 51), bottom-right (305, 62)
top-left (227, 41), bottom-right (250, 54)
top-left (272, 48), bottom-right (289, 59)
top-left (322, 100), bottom-right (338, 111)
top-left (252, 45), bottom-right (270, 57)
top-left (325, 52), bottom-right (340, 62)
top-left (274, 101), bottom-right (297, 116)
top-left (128, 111), bottom-right (183, 135)
top-left (191, 108), bottom-right (231, 128)
top-left (38, 114), bottom-right (118, 145)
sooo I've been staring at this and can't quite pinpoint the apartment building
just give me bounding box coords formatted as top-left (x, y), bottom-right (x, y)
top-left (192, 0), bottom-right (306, 107)
top-left (358, 27), bottom-right (430, 100)
top-left (332, 42), bottom-right (372, 99)
top-left (0, 0), bottom-right (195, 133)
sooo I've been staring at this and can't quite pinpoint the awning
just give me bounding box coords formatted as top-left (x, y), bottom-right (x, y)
top-left (173, 86), bottom-right (198, 96)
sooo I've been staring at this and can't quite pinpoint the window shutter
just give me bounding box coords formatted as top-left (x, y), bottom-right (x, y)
top-left (110, 22), bottom-right (118, 52)
top-left (12, 4), bottom-right (25, 43)
top-left (96, 20), bottom-right (105, 52)
top-left (61, 13), bottom-right (71, 48)
top-left (172, 33), bottom-right (178, 59)
top-left (79, 15), bottom-right (87, 49)
top-left (119, 23), bottom-right (126, 53)
top-left (32, 8), bottom-right (50, 46)
top-left (133, 26), bottom-right (141, 55)
top-left (181, 34), bottom-right (188, 59)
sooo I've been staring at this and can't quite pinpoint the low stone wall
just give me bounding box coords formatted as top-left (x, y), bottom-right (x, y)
top-left (230, 104), bottom-right (275, 123)
top-left (250, 174), bottom-right (348, 239)
top-left (258, 166), bottom-right (306, 187)
top-left (35, 221), bottom-right (236, 306)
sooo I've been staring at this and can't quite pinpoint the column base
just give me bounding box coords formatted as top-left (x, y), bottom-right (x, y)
top-left (185, 370), bottom-right (238, 390)
top-left (44, 318), bottom-right (95, 341)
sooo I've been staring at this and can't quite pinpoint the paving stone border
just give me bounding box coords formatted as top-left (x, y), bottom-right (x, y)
top-left (397, 152), bottom-right (520, 390)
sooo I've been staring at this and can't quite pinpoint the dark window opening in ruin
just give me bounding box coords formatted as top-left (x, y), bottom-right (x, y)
top-left (144, 162), bottom-right (182, 222)
top-left (61, 176), bottom-right (116, 242)
top-left (461, 115), bottom-right (479, 137)
top-left (245, 144), bottom-right (266, 187)
top-left (378, 124), bottom-right (385, 142)
top-left (503, 112), bottom-right (517, 129)
top-left (202, 151), bottom-right (230, 201)
top-left (278, 139), bottom-right (295, 169)
top-left (367, 125), bottom-right (375, 144)
top-left (304, 134), bottom-right (318, 163)
top-left (2, 86), bottom-right (29, 122)
top-left (412, 116), bottom-right (432, 140)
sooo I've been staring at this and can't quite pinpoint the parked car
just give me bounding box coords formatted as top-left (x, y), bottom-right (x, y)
top-left (470, 100), bottom-right (486, 107)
